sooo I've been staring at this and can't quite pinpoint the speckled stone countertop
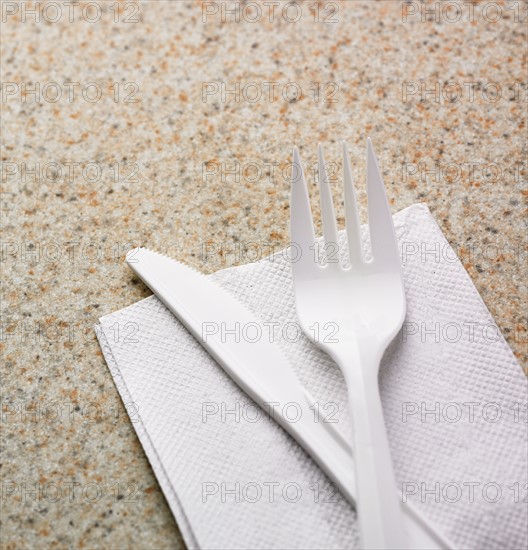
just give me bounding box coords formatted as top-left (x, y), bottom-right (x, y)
top-left (1, 1), bottom-right (526, 548)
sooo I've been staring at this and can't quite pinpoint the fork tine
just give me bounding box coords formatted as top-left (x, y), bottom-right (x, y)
top-left (317, 144), bottom-right (339, 253)
top-left (342, 141), bottom-right (364, 266)
top-left (366, 138), bottom-right (399, 265)
top-left (291, 147), bottom-right (317, 270)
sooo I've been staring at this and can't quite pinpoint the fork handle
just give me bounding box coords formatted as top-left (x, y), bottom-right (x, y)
top-left (336, 344), bottom-right (408, 550)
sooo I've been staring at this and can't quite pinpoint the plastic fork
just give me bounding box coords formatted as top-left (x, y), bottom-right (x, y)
top-left (290, 140), bottom-right (407, 549)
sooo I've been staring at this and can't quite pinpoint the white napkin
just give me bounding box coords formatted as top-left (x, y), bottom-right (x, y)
top-left (96, 204), bottom-right (527, 550)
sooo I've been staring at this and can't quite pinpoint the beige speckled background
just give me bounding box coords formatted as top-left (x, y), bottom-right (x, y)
top-left (1, 1), bottom-right (526, 548)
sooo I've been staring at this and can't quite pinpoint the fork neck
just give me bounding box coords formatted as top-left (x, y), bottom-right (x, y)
top-left (324, 338), bottom-right (384, 387)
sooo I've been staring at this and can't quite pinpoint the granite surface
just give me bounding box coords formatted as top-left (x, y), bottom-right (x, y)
top-left (1, 1), bottom-right (526, 548)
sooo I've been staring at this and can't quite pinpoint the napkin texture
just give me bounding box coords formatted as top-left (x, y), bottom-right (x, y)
top-left (96, 204), bottom-right (527, 550)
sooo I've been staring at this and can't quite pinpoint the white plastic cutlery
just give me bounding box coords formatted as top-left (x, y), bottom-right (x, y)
top-left (290, 140), bottom-right (408, 549)
top-left (125, 139), bottom-right (456, 549)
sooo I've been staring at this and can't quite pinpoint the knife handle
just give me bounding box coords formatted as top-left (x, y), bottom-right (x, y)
top-left (276, 389), bottom-right (455, 550)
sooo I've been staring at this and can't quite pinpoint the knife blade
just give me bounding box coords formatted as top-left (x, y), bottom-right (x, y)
top-left (125, 247), bottom-right (454, 550)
